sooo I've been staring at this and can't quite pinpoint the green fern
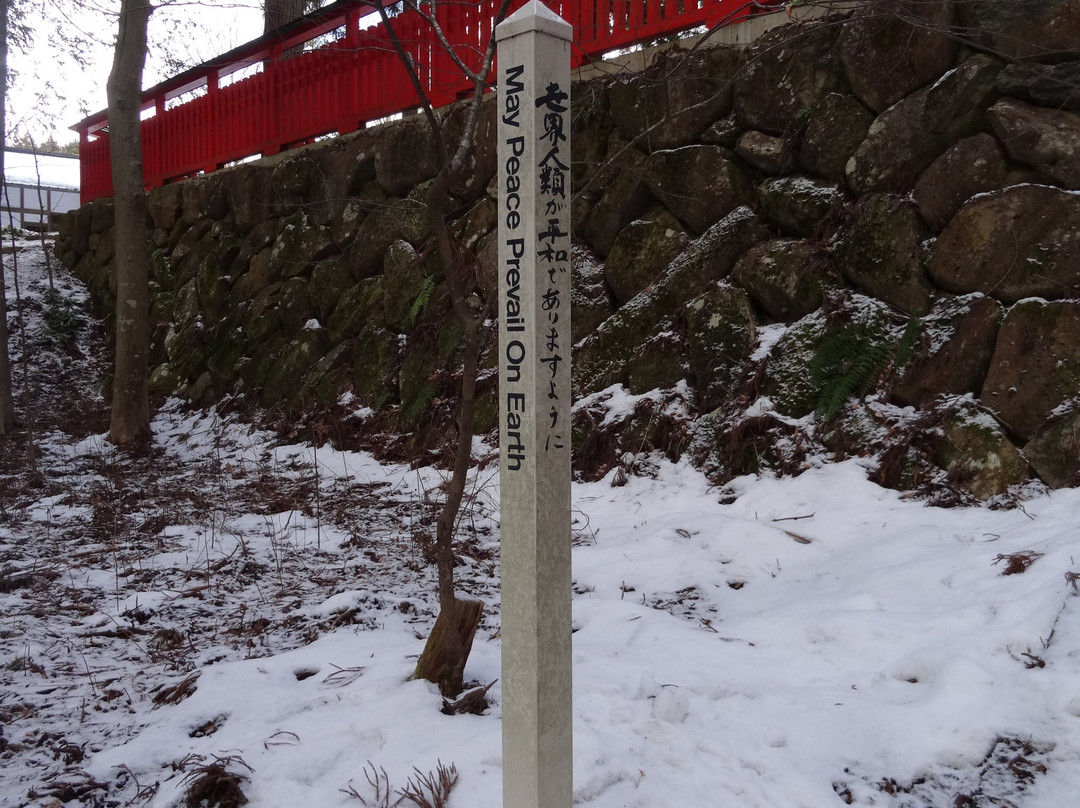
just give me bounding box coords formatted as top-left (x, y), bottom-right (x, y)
top-left (811, 323), bottom-right (891, 422)
top-left (403, 383), bottom-right (437, 426)
top-left (409, 275), bottom-right (437, 326)
top-left (811, 316), bottom-right (923, 422)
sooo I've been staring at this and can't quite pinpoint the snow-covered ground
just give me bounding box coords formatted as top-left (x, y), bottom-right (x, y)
top-left (3, 239), bottom-right (1080, 808)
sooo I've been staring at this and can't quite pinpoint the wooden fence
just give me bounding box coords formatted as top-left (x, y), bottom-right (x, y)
top-left (73, 0), bottom-right (784, 203)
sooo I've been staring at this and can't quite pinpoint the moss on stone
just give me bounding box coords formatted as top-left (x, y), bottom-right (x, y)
top-left (934, 410), bottom-right (1029, 500)
top-left (684, 284), bottom-right (757, 411)
top-left (352, 324), bottom-right (400, 410)
top-left (328, 278), bottom-right (384, 344)
top-left (262, 328), bottom-right (331, 407)
top-left (398, 346), bottom-right (438, 431)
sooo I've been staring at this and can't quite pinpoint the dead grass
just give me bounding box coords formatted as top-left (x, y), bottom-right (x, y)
top-left (180, 755), bottom-right (253, 808)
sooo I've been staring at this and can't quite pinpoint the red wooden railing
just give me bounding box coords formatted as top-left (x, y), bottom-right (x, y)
top-left (73, 0), bottom-right (784, 204)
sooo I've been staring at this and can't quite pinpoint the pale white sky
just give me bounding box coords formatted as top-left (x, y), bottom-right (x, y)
top-left (7, 0), bottom-right (267, 148)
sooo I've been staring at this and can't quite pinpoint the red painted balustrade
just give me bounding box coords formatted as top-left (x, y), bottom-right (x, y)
top-left (73, 0), bottom-right (785, 204)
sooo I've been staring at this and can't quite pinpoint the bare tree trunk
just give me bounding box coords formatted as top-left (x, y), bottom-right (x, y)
top-left (411, 173), bottom-right (487, 697)
top-left (379, 0), bottom-right (513, 698)
top-left (0, 4), bottom-right (16, 435)
top-left (106, 0), bottom-right (152, 445)
top-left (264, 0), bottom-right (305, 34)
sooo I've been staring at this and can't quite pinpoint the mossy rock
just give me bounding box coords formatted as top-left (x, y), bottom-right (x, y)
top-left (981, 300), bottom-right (1080, 441)
top-left (298, 340), bottom-right (355, 407)
top-left (732, 239), bottom-right (841, 322)
top-left (343, 194), bottom-right (429, 278)
top-left (168, 219), bottom-right (213, 280)
top-left (624, 330), bottom-right (690, 395)
top-left (571, 251), bottom-right (614, 344)
top-left (262, 328), bottom-right (332, 407)
top-left (763, 296), bottom-right (895, 419)
top-left (194, 247), bottom-right (235, 325)
top-left (232, 248), bottom-right (277, 300)
top-left (330, 200), bottom-right (367, 250)
top-left (1024, 406), bottom-right (1080, 489)
top-left (173, 278), bottom-right (203, 327)
top-left (573, 208), bottom-right (767, 396)
top-left (382, 240), bottom-right (427, 333)
top-left (934, 410), bottom-right (1029, 501)
top-left (833, 194), bottom-right (933, 316)
top-left (277, 276), bottom-right (316, 335)
top-left (398, 346), bottom-right (439, 431)
top-left (205, 312), bottom-right (251, 393)
top-left (604, 207), bottom-right (690, 306)
top-left (163, 319), bottom-right (212, 382)
top-left (270, 212), bottom-right (337, 279)
top-left (353, 324), bottom-right (402, 410)
top-left (436, 315), bottom-right (464, 359)
top-left (244, 282), bottom-right (285, 345)
top-left (309, 260), bottom-right (356, 322)
top-left (149, 361), bottom-right (190, 396)
top-left (684, 284), bottom-right (757, 412)
top-left (755, 177), bottom-right (841, 238)
top-left (237, 333), bottom-right (289, 395)
top-left (151, 247), bottom-right (174, 290)
top-left (328, 278), bottom-right (385, 344)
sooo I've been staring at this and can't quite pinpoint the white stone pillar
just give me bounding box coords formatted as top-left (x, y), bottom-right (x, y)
top-left (495, 3), bottom-right (573, 808)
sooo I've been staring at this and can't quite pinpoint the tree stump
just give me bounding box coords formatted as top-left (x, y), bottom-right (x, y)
top-left (412, 596), bottom-right (484, 694)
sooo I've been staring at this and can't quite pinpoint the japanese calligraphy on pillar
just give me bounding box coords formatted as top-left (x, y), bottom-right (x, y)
top-left (495, 3), bottom-right (573, 808)
top-left (536, 79), bottom-right (569, 455)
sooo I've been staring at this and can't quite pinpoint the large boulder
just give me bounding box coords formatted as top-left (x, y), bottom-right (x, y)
top-left (933, 409), bottom-right (1029, 501)
top-left (799, 93), bottom-right (875, 182)
top-left (928, 184), bottom-right (1080, 302)
top-left (571, 79), bottom-right (614, 190)
top-left (576, 137), bottom-right (653, 255)
top-left (443, 95), bottom-right (498, 201)
top-left (180, 172), bottom-right (228, 225)
top-left (833, 194), bottom-right (933, 315)
top-left (684, 284), bottom-right (757, 411)
top-left (269, 214), bottom-right (337, 279)
top-left (381, 240), bottom-right (428, 334)
top-left (327, 278), bottom-right (384, 344)
top-left (958, 0), bottom-right (1080, 62)
top-left (352, 323), bottom-right (401, 409)
top-left (147, 183), bottom-right (183, 232)
top-left (313, 132), bottom-right (377, 221)
top-left (913, 134), bottom-right (1008, 232)
top-left (839, 0), bottom-right (959, 113)
top-left (608, 46), bottom-right (743, 151)
top-left (892, 294), bottom-right (1003, 407)
top-left (1024, 406), bottom-right (1080, 489)
top-left (223, 163), bottom-right (273, 233)
top-left (986, 98), bottom-right (1080, 189)
top-left (642, 145), bottom-right (753, 235)
top-left (734, 24), bottom-right (845, 135)
top-left (763, 294), bottom-right (897, 419)
top-left (573, 208), bottom-right (768, 395)
top-left (846, 54), bottom-right (1002, 194)
top-left (374, 115), bottom-right (438, 195)
top-left (571, 249), bottom-right (614, 344)
top-left (981, 300), bottom-right (1080, 441)
top-left (735, 131), bottom-right (792, 175)
top-left (732, 238), bottom-right (841, 322)
top-left (997, 61), bottom-right (1080, 112)
top-left (755, 176), bottom-right (841, 237)
top-left (604, 207), bottom-right (690, 305)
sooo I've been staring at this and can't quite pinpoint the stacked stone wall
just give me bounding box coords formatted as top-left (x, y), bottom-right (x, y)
top-left (59, 0), bottom-right (1080, 497)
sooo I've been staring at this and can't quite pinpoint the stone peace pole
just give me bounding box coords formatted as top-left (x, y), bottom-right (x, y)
top-left (495, 2), bottom-right (573, 807)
